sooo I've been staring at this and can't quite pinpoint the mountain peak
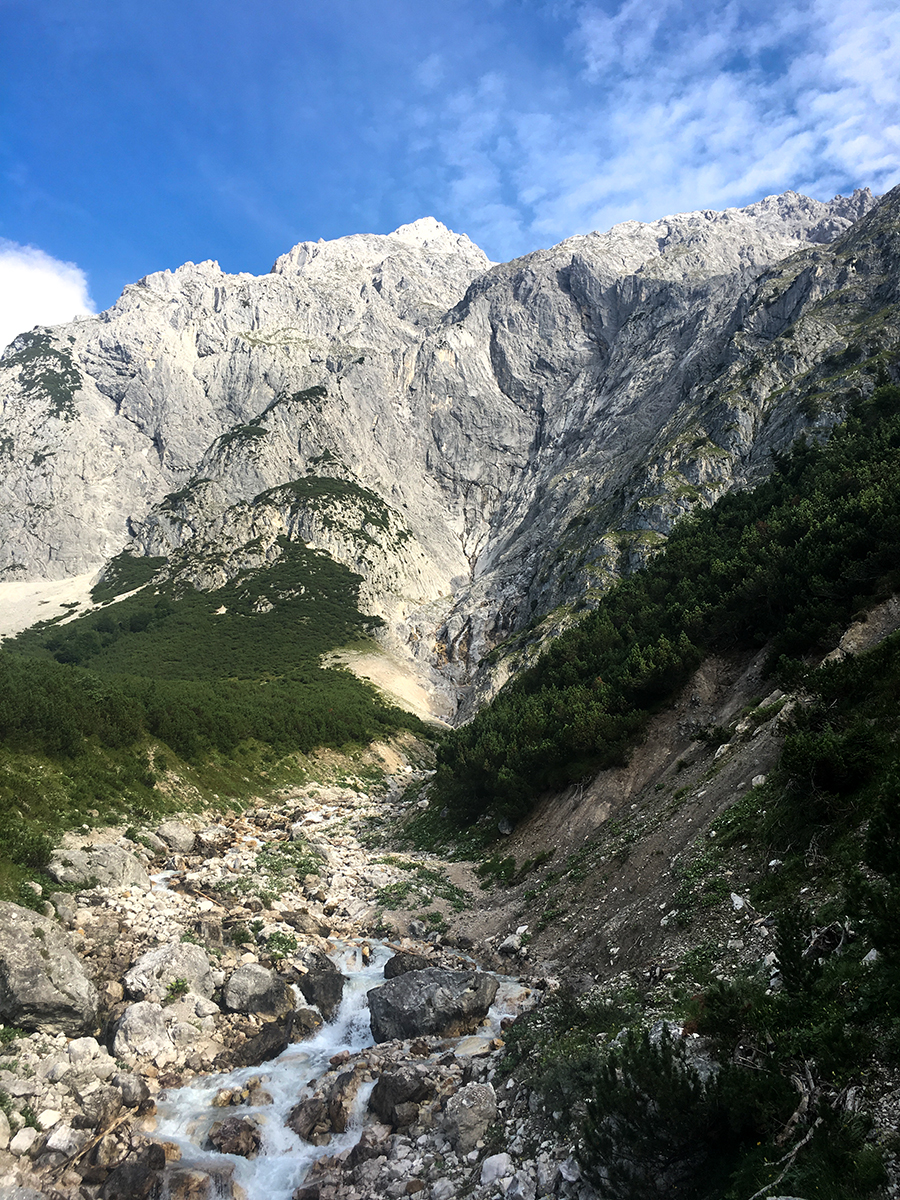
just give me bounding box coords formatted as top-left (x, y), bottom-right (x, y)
top-left (389, 217), bottom-right (471, 251)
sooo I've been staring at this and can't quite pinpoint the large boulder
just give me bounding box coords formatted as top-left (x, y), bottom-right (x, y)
top-left (223, 964), bottom-right (293, 1016)
top-left (113, 1001), bottom-right (177, 1066)
top-left (443, 1081), bottom-right (497, 1152)
top-left (290, 949), bottom-right (346, 1020)
top-left (0, 901), bottom-right (98, 1034)
top-left (367, 968), bottom-right (498, 1043)
top-left (124, 941), bottom-right (215, 1000)
top-left (46, 844), bottom-right (150, 891)
top-left (155, 821), bottom-right (196, 854)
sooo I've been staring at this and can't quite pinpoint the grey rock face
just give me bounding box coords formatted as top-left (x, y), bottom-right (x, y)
top-left (46, 845), bottom-right (150, 892)
top-left (1, 190), bottom-right (895, 715)
top-left (367, 966), bottom-right (499, 1042)
top-left (0, 901), bottom-right (98, 1034)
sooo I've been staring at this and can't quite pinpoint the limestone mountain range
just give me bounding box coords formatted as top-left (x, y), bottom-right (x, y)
top-left (1, 184), bottom-right (897, 719)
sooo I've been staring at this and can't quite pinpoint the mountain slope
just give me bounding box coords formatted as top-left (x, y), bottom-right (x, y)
top-left (0, 187), bottom-right (893, 719)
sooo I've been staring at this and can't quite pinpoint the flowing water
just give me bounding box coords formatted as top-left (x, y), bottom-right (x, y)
top-left (153, 941), bottom-right (527, 1200)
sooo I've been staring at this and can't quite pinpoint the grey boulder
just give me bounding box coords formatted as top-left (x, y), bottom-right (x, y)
top-left (367, 967), bottom-right (498, 1042)
top-left (291, 948), bottom-right (346, 1020)
top-left (0, 901), bottom-right (98, 1034)
top-left (155, 820), bottom-right (196, 854)
top-left (206, 1116), bottom-right (261, 1158)
top-left (443, 1081), bottom-right (497, 1152)
top-left (195, 825), bottom-right (231, 856)
top-left (46, 845), bottom-right (150, 892)
top-left (383, 950), bottom-right (429, 978)
top-left (124, 941), bottom-right (215, 1000)
top-left (112, 1001), bottom-right (177, 1066)
top-left (369, 1065), bottom-right (432, 1128)
top-left (223, 963), bottom-right (293, 1016)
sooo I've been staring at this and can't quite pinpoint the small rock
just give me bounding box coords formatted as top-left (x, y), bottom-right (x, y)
top-left (383, 951), bottom-right (429, 979)
top-left (68, 1035), bottom-right (103, 1067)
top-left (498, 934), bottom-right (522, 956)
top-left (206, 1116), bottom-right (261, 1158)
top-left (481, 1152), bottom-right (513, 1184)
top-left (113, 1002), bottom-right (177, 1067)
top-left (507, 1172), bottom-right (537, 1200)
top-left (558, 1155), bottom-right (581, 1183)
top-left (9, 1126), bottom-right (39, 1156)
top-left (45, 1122), bottom-right (91, 1155)
top-left (112, 1070), bottom-right (151, 1107)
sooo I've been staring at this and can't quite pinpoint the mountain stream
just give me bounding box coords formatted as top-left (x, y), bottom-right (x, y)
top-left (152, 940), bottom-right (527, 1200)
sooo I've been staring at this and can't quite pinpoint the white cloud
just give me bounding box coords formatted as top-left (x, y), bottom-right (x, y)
top-left (0, 241), bottom-right (95, 354)
top-left (413, 0), bottom-right (900, 259)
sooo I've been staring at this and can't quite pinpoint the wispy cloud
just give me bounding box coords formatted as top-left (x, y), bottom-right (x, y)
top-left (411, 0), bottom-right (900, 258)
top-left (0, 242), bottom-right (95, 354)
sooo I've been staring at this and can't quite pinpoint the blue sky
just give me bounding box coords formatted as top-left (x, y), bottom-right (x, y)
top-left (0, 0), bottom-right (898, 347)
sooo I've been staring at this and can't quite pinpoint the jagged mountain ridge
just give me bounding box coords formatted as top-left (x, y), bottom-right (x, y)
top-left (1, 186), bottom-right (896, 719)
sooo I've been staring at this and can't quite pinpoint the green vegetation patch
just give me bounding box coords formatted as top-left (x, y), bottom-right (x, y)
top-left (259, 475), bottom-right (409, 545)
top-left (217, 423), bottom-right (270, 452)
top-left (17, 540), bottom-right (384, 679)
top-left (0, 541), bottom-right (428, 900)
top-left (91, 551), bottom-right (168, 602)
top-left (4, 332), bottom-right (81, 421)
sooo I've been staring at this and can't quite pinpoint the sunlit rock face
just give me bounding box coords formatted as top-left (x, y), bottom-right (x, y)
top-left (1, 187), bottom-right (895, 716)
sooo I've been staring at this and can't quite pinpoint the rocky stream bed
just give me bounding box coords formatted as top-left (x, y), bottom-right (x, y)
top-left (0, 771), bottom-right (590, 1200)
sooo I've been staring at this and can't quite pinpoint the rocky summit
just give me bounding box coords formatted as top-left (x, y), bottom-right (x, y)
top-left (0, 187), bottom-right (893, 717)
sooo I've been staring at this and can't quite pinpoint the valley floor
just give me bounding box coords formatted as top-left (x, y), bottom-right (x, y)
top-left (0, 766), bottom-right (584, 1200)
